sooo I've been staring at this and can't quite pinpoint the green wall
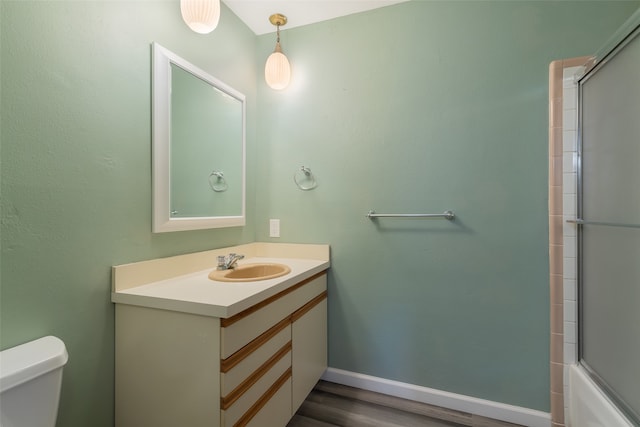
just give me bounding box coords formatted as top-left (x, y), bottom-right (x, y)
top-left (1, 1), bottom-right (638, 426)
top-left (0, 2), bottom-right (256, 426)
top-left (254, 0), bottom-right (639, 412)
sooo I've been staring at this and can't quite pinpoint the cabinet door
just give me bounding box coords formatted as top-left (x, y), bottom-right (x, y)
top-left (291, 287), bottom-right (327, 412)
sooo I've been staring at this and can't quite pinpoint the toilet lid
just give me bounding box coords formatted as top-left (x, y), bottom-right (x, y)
top-left (0, 336), bottom-right (68, 393)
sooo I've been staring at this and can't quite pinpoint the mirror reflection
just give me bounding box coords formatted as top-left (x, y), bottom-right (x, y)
top-left (152, 43), bottom-right (246, 232)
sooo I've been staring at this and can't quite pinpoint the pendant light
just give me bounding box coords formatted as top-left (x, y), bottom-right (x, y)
top-left (180, 0), bottom-right (220, 34)
top-left (265, 14), bottom-right (291, 90)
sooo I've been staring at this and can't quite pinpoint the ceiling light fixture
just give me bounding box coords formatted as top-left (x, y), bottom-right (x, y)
top-left (264, 14), bottom-right (291, 90)
top-left (180, 0), bottom-right (220, 34)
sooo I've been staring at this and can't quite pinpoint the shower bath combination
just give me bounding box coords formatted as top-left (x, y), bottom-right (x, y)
top-left (550, 8), bottom-right (640, 427)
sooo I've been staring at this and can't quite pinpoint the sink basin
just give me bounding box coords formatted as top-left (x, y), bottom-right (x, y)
top-left (208, 263), bottom-right (291, 282)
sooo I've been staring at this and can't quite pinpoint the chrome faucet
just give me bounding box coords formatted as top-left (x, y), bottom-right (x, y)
top-left (217, 253), bottom-right (245, 270)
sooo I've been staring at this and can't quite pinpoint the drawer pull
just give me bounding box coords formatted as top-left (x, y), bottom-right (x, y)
top-left (221, 341), bottom-right (292, 410)
top-left (233, 367), bottom-right (292, 427)
top-left (221, 317), bottom-right (290, 373)
top-left (221, 272), bottom-right (327, 327)
top-left (292, 291), bottom-right (327, 323)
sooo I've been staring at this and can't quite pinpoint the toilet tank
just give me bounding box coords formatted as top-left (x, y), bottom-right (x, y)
top-left (0, 336), bottom-right (69, 427)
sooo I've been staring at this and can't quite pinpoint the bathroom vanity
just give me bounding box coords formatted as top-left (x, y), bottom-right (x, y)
top-left (111, 243), bottom-right (329, 427)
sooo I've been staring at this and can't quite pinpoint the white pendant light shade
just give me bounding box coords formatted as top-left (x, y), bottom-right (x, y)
top-left (180, 0), bottom-right (220, 34)
top-left (265, 43), bottom-right (291, 90)
top-left (265, 14), bottom-right (291, 90)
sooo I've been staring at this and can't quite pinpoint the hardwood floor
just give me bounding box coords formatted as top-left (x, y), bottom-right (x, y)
top-left (287, 381), bottom-right (524, 427)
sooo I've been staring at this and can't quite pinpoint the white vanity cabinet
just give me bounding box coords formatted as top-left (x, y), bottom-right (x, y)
top-left (115, 271), bottom-right (328, 427)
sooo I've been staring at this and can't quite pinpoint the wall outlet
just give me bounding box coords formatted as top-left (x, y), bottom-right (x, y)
top-left (269, 219), bottom-right (280, 238)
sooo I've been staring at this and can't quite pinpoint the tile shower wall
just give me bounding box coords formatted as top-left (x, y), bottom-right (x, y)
top-left (549, 59), bottom-right (566, 427)
top-left (562, 65), bottom-right (583, 426)
top-left (549, 58), bottom-right (589, 427)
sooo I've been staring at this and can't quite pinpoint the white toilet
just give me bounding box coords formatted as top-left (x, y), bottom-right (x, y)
top-left (0, 336), bottom-right (68, 427)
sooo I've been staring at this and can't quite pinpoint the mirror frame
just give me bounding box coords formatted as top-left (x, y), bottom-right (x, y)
top-left (152, 43), bottom-right (246, 233)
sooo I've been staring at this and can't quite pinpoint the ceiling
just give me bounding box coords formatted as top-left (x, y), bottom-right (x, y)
top-left (223, 0), bottom-right (410, 35)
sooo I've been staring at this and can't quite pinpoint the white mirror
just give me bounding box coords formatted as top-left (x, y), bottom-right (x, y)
top-left (152, 43), bottom-right (246, 232)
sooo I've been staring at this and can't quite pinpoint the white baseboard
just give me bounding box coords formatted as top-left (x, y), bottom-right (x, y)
top-left (321, 368), bottom-right (551, 427)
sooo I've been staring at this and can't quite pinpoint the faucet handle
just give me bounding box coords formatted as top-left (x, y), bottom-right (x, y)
top-left (217, 255), bottom-right (226, 268)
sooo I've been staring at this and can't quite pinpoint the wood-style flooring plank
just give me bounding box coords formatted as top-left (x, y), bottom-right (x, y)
top-left (287, 381), bottom-right (526, 427)
top-left (288, 414), bottom-right (340, 427)
top-left (288, 388), bottom-right (464, 427)
top-left (314, 380), bottom-right (473, 426)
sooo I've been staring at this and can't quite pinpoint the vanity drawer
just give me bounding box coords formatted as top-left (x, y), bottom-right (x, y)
top-left (220, 322), bottom-right (291, 395)
top-left (221, 351), bottom-right (291, 427)
top-left (245, 376), bottom-right (292, 427)
top-left (220, 273), bottom-right (327, 359)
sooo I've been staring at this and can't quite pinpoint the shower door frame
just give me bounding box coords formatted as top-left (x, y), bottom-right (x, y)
top-left (575, 11), bottom-right (640, 426)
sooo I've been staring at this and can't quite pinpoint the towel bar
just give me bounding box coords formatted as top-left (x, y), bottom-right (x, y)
top-left (366, 210), bottom-right (455, 220)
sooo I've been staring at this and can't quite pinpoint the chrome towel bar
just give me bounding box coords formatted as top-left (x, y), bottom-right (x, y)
top-left (366, 210), bottom-right (455, 220)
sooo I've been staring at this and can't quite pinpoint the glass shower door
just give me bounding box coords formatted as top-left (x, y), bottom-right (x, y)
top-left (577, 18), bottom-right (640, 425)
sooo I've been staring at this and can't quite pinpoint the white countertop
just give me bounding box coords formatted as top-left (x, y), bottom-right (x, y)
top-left (112, 256), bottom-right (329, 318)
